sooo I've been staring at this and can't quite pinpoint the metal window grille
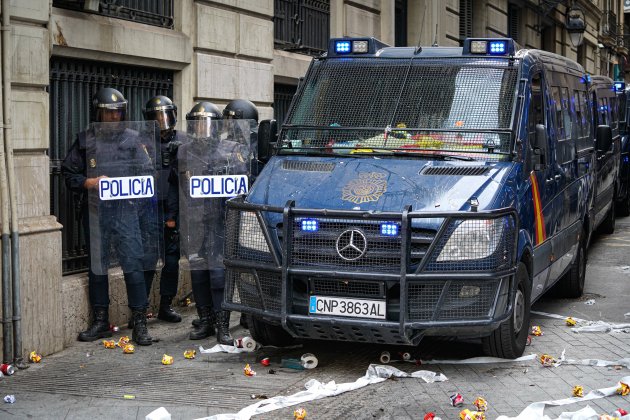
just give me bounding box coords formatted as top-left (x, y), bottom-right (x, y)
top-left (459, 0), bottom-right (473, 42)
top-left (274, 0), bottom-right (330, 56)
top-left (602, 10), bottom-right (618, 38)
top-left (53, 0), bottom-right (174, 29)
top-left (274, 83), bottom-right (298, 126)
top-left (507, 4), bottom-right (520, 42)
top-left (50, 57), bottom-right (173, 274)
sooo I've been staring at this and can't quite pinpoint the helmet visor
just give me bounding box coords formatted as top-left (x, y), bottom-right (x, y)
top-left (188, 118), bottom-right (221, 140)
top-left (145, 109), bottom-right (176, 131)
top-left (96, 108), bottom-right (126, 123)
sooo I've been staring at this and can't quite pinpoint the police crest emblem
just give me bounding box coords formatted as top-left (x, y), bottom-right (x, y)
top-left (342, 172), bottom-right (387, 204)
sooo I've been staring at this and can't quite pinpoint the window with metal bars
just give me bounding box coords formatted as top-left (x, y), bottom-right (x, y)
top-left (274, 84), bottom-right (298, 126)
top-left (53, 0), bottom-right (174, 29)
top-left (50, 57), bottom-right (173, 274)
top-left (459, 0), bottom-right (473, 43)
top-left (274, 0), bottom-right (330, 56)
top-left (507, 4), bottom-right (520, 42)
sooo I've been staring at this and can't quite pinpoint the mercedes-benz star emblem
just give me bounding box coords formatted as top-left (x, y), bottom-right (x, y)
top-left (335, 229), bottom-right (368, 261)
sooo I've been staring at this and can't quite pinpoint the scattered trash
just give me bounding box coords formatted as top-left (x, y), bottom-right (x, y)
top-left (184, 349), bottom-right (196, 359)
top-left (123, 394), bottom-right (135, 399)
top-left (281, 358), bottom-right (305, 370)
top-left (146, 312), bottom-right (154, 319)
top-left (400, 352), bottom-right (411, 361)
top-left (117, 336), bottom-right (130, 347)
top-left (250, 394), bottom-right (268, 400)
top-left (584, 299), bottom-right (595, 305)
top-left (525, 335), bottom-right (532, 346)
top-left (122, 344), bottom-right (135, 354)
top-left (421, 353), bottom-right (537, 365)
top-left (530, 326), bottom-right (543, 336)
top-left (103, 339), bottom-right (116, 349)
top-left (109, 324), bottom-right (119, 332)
top-left (3, 395), bottom-right (15, 404)
top-left (531, 310), bottom-right (588, 323)
top-left (199, 343), bottom-right (257, 354)
top-left (181, 297), bottom-right (192, 307)
top-left (301, 353), bottom-right (318, 369)
top-left (616, 381), bottom-right (629, 396)
top-left (234, 337), bottom-right (257, 352)
top-left (473, 397), bottom-right (487, 411)
top-left (161, 354), bottom-right (173, 365)
top-left (260, 358), bottom-right (270, 367)
top-left (496, 375), bottom-right (630, 420)
top-left (565, 317), bottom-right (577, 327)
top-left (145, 407), bottom-right (171, 420)
top-left (450, 393), bottom-right (464, 407)
top-left (244, 363), bottom-right (256, 377)
top-left (379, 351), bottom-right (391, 364)
top-left (625, 312), bottom-right (630, 319)
top-left (198, 364), bottom-right (447, 420)
top-left (268, 369), bottom-right (276, 374)
top-left (424, 413), bottom-right (442, 420)
top-left (571, 320), bottom-right (630, 334)
top-left (613, 408), bottom-right (628, 417)
top-left (459, 409), bottom-right (485, 420)
top-left (29, 351), bottom-right (42, 363)
top-left (571, 385), bottom-right (583, 397)
top-left (293, 407), bottom-right (307, 419)
top-left (0, 364), bottom-right (15, 376)
top-left (539, 354), bottom-right (558, 367)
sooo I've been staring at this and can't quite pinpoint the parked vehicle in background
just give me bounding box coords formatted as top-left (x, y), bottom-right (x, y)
top-left (224, 38), bottom-right (598, 358)
top-left (588, 76), bottom-right (621, 234)
top-left (614, 81), bottom-right (630, 216)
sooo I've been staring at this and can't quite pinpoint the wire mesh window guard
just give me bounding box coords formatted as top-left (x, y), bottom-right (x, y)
top-left (50, 57), bottom-right (173, 274)
top-left (53, 0), bottom-right (174, 29)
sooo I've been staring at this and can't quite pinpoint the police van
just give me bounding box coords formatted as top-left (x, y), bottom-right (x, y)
top-left (588, 76), bottom-right (621, 233)
top-left (613, 81), bottom-right (630, 216)
top-left (223, 38), bottom-right (602, 358)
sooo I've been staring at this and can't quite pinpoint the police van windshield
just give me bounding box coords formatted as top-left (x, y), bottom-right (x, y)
top-left (280, 57), bottom-right (518, 161)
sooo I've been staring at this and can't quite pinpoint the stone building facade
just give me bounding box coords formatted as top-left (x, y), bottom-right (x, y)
top-left (0, 0), bottom-right (625, 357)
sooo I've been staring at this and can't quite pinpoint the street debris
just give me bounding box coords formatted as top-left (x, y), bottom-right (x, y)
top-left (625, 312), bottom-right (630, 319)
top-left (28, 351), bottom-right (42, 363)
top-left (565, 317), bottom-right (577, 326)
top-left (145, 407), bottom-right (171, 420)
top-left (584, 299), bottom-right (595, 305)
top-left (199, 339), bottom-right (258, 354)
top-left (450, 393), bottom-right (464, 407)
top-left (424, 413), bottom-right (442, 420)
top-left (459, 409), bottom-right (485, 420)
top-left (539, 354), bottom-right (558, 367)
top-left (531, 326), bottom-right (543, 336)
top-left (571, 385), bottom-right (583, 397)
top-left (161, 354), bottom-right (173, 365)
top-left (123, 395), bottom-right (135, 399)
top-left (234, 337), bottom-right (256, 351)
top-left (243, 364), bottom-right (256, 377)
top-left (495, 375), bottom-right (630, 420)
top-left (109, 324), bottom-right (119, 332)
top-left (526, 335), bottom-right (532, 346)
top-left (3, 395), bottom-right (15, 404)
top-left (473, 397), bottom-right (487, 411)
top-left (531, 310), bottom-right (630, 334)
top-left (555, 350), bottom-right (630, 369)
top-left (122, 344), bottom-right (135, 354)
top-left (420, 353), bottom-right (537, 365)
top-left (117, 336), bottom-right (130, 347)
top-left (103, 339), bottom-right (116, 349)
top-left (0, 363), bottom-right (15, 376)
top-left (616, 381), bottom-right (629, 396)
top-left (196, 364), bottom-right (447, 420)
top-left (250, 394), bottom-right (268, 400)
top-left (293, 407), bottom-right (307, 419)
top-left (281, 358), bottom-right (304, 370)
top-left (260, 357), bottom-right (270, 367)
top-left (184, 349), bottom-right (196, 359)
top-left (300, 353), bottom-right (318, 369)
top-left (268, 369), bottom-right (276, 374)
top-left (614, 408), bottom-right (628, 417)
top-left (380, 351), bottom-right (391, 364)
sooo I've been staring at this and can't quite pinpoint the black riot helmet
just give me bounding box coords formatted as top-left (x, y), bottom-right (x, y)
top-left (186, 102), bottom-right (223, 139)
top-left (143, 95), bottom-right (177, 133)
top-left (223, 99), bottom-right (258, 122)
top-left (93, 87), bottom-right (127, 122)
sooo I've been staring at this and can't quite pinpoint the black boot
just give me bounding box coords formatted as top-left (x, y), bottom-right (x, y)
top-left (216, 310), bottom-right (233, 345)
top-left (131, 309), bottom-right (153, 346)
top-left (78, 307), bottom-right (112, 342)
top-left (158, 295), bottom-right (182, 323)
top-left (189, 306), bottom-right (216, 340)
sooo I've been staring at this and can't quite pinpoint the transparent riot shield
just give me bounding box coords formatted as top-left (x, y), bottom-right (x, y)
top-left (178, 119), bottom-right (255, 272)
top-left (86, 121), bottom-right (163, 275)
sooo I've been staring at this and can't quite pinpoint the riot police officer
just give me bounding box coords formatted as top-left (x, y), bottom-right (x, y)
top-left (140, 95), bottom-right (185, 324)
top-left (62, 87), bottom-right (154, 346)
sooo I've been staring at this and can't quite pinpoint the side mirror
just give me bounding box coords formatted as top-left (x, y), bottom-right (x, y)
top-left (595, 125), bottom-right (612, 154)
top-left (258, 119), bottom-right (278, 163)
top-left (531, 124), bottom-right (547, 170)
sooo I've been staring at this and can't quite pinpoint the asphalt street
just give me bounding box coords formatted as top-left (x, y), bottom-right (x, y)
top-left (0, 218), bottom-right (629, 419)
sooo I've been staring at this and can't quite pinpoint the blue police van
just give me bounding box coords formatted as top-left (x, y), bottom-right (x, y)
top-left (614, 81), bottom-right (630, 216)
top-left (223, 38), bottom-right (607, 358)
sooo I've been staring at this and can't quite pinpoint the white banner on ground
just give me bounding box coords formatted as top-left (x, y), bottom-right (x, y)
top-left (198, 344), bottom-right (257, 354)
top-left (420, 353), bottom-right (537, 365)
top-left (195, 364), bottom-right (447, 420)
top-left (532, 310), bottom-right (630, 333)
top-left (496, 375), bottom-right (630, 420)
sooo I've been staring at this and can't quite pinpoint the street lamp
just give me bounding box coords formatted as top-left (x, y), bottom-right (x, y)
top-left (566, 4), bottom-right (586, 47)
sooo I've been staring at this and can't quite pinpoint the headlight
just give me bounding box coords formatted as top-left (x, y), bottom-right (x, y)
top-left (238, 212), bottom-right (271, 253)
top-left (436, 218), bottom-right (504, 262)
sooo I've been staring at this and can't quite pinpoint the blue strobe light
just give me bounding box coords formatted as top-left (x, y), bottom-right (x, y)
top-left (334, 40), bottom-right (352, 54)
top-left (301, 219), bottom-right (319, 232)
top-left (380, 223), bottom-right (399, 236)
top-left (488, 41), bottom-right (507, 55)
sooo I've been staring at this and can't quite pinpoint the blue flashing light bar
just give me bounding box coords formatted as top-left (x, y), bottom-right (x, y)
top-left (614, 81), bottom-right (626, 92)
top-left (301, 219), bottom-right (319, 232)
top-left (328, 37), bottom-right (390, 57)
top-left (334, 40), bottom-right (351, 54)
top-left (380, 223), bottom-right (399, 236)
top-left (488, 40), bottom-right (507, 55)
top-left (463, 38), bottom-right (516, 56)
top-left (580, 74), bottom-right (592, 84)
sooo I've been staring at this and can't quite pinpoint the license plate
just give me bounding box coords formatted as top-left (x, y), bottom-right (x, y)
top-left (308, 296), bottom-right (386, 319)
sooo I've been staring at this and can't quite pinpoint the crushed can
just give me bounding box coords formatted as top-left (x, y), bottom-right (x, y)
top-left (294, 407), bottom-right (307, 420)
top-left (473, 397), bottom-right (487, 411)
top-left (260, 357), bottom-right (270, 366)
top-left (572, 385), bottom-right (583, 397)
top-left (450, 393), bottom-right (464, 407)
top-left (29, 351), bottom-right (42, 363)
top-left (0, 364), bottom-right (15, 376)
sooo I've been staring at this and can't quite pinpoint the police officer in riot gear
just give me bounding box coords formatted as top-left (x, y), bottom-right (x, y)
top-left (140, 95), bottom-right (185, 324)
top-left (62, 87), bottom-right (154, 346)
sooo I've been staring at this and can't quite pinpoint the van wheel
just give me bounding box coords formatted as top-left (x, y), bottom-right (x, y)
top-left (599, 200), bottom-right (616, 234)
top-left (482, 262), bottom-right (530, 359)
top-left (556, 232), bottom-right (587, 298)
top-left (617, 192), bottom-right (630, 217)
top-left (247, 315), bottom-right (296, 347)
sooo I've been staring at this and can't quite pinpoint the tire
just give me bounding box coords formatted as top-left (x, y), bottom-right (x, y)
top-left (555, 231), bottom-right (587, 298)
top-left (247, 315), bottom-right (296, 347)
top-left (482, 262), bottom-right (530, 359)
top-left (599, 200), bottom-right (616, 234)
